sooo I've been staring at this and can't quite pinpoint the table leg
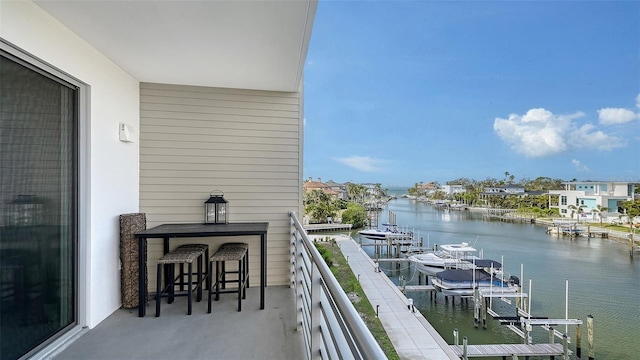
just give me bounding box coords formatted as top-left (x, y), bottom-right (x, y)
top-left (163, 237), bottom-right (170, 297)
top-left (261, 233), bottom-right (266, 309)
top-left (138, 237), bottom-right (146, 317)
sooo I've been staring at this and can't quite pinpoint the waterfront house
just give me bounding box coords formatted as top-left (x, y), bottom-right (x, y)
top-left (479, 184), bottom-right (526, 206)
top-left (548, 181), bottom-right (636, 222)
top-left (303, 177), bottom-right (340, 198)
top-left (483, 184), bottom-right (526, 194)
top-left (442, 184), bottom-right (466, 196)
top-left (1, 2), bottom-right (387, 359)
top-left (324, 180), bottom-right (349, 200)
top-left (417, 181), bottom-right (441, 195)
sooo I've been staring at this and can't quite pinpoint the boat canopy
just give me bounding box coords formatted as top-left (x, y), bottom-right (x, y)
top-left (463, 259), bottom-right (502, 269)
top-left (436, 269), bottom-right (493, 281)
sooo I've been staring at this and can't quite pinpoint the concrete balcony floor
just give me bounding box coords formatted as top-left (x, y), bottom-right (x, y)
top-left (53, 286), bottom-right (305, 360)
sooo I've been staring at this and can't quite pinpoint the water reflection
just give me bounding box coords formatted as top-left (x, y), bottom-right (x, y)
top-left (359, 196), bottom-right (639, 360)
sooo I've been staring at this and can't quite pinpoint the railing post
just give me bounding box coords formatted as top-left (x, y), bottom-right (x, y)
top-left (291, 222), bottom-right (303, 334)
top-left (289, 211), bottom-right (387, 360)
top-left (310, 262), bottom-right (322, 359)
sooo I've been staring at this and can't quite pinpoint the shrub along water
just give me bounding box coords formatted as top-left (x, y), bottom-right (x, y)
top-left (314, 239), bottom-right (399, 359)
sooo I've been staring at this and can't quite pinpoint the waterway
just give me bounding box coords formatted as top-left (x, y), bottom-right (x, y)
top-left (353, 195), bottom-right (638, 359)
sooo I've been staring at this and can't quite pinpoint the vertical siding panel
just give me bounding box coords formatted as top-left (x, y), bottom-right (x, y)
top-left (140, 83), bottom-right (302, 288)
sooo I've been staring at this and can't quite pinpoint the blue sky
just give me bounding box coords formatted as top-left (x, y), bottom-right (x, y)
top-left (303, 1), bottom-right (640, 188)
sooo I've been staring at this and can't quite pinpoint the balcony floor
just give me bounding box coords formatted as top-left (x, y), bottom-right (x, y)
top-left (53, 286), bottom-right (305, 360)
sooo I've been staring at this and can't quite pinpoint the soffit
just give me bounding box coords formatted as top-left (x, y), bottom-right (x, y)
top-left (34, 0), bottom-right (316, 92)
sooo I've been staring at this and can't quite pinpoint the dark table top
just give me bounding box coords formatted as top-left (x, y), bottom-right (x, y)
top-left (134, 222), bottom-right (269, 238)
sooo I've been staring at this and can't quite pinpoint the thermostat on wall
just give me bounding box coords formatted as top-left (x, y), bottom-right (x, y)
top-left (119, 122), bottom-right (135, 143)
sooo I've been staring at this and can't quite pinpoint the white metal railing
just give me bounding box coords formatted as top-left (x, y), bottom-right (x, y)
top-left (289, 212), bottom-right (387, 360)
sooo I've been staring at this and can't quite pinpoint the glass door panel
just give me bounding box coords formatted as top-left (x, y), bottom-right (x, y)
top-left (1, 53), bottom-right (77, 360)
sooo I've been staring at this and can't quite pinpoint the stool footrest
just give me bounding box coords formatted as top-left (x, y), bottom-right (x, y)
top-left (208, 243), bottom-right (249, 313)
top-left (155, 247), bottom-right (207, 317)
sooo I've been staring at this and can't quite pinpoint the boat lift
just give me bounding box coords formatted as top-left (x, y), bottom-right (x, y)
top-left (471, 268), bottom-right (594, 360)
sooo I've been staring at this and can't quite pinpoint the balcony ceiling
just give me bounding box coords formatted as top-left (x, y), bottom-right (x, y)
top-left (34, 0), bottom-right (316, 92)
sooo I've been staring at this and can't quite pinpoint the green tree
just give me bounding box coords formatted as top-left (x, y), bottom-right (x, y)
top-left (594, 204), bottom-right (609, 225)
top-left (621, 199), bottom-right (640, 231)
top-left (340, 203), bottom-right (367, 229)
top-left (576, 204), bottom-right (587, 223)
top-left (373, 183), bottom-right (387, 199)
top-left (347, 183), bottom-right (367, 205)
top-left (407, 182), bottom-right (426, 198)
top-left (304, 190), bottom-right (337, 223)
top-left (568, 204), bottom-right (577, 221)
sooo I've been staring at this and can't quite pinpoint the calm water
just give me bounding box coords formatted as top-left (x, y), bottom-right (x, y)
top-left (353, 195), bottom-right (639, 360)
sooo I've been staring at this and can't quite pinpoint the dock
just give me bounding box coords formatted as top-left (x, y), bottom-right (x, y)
top-left (303, 223), bottom-right (352, 232)
top-left (336, 236), bottom-right (459, 359)
top-left (338, 234), bottom-right (595, 359)
top-left (450, 343), bottom-right (568, 358)
top-left (402, 285), bottom-right (436, 291)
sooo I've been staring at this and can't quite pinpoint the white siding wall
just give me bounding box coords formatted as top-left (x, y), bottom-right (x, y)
top-left (1, 1), bottom-right (140, 328)
top-left (139, 83), bottom-right (303, 287)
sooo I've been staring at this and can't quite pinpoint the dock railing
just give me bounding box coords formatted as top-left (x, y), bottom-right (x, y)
top-left (290, 211), bottom-right (387, 360)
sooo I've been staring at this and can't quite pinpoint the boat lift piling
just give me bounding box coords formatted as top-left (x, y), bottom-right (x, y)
top-left (370, 236), bottom-right (597, 359)
top-left (473, 275), bottom-right (594, 359)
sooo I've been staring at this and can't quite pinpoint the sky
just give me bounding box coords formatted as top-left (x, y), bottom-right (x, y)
top-left (302, 0), bottom-right (640, 188)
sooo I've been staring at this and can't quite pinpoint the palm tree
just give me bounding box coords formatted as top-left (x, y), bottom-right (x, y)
top-left (346, 183), bottom-right (367, 205)
top-left (594, 204), bottom-right (608, 225)
top-left (568, 205), bottom-right (577, 221)
top-left (576, 205), bottom-right (587, 223)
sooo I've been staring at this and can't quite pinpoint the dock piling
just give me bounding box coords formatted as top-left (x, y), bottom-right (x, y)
top-left (473, 287), bottom-right (480, 328)
top-left (482, 297), bottom-right (488, 329)
top-left (462, 336), bottom-right (468, 360)
top-left (576, 323), bottom-right (582, 359)
top-left (587, 315), bottom-right (594, 360)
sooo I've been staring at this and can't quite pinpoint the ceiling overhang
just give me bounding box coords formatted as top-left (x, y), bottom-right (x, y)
top-left (34, 0), bottom-right (317, 92)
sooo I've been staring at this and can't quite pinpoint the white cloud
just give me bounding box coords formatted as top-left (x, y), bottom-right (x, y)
top-left (567, 124), bottom-right (624, 150)
top-left (334, 155), bottom-right (385, 172)
top-left (493, 108), bottom-right (582, 157)
top-left (494, 108), bottom-right (624, 157)
top-left (571, 159), bottom-right (590, 172)
top-left (597, 107), bottom-right (638, 125)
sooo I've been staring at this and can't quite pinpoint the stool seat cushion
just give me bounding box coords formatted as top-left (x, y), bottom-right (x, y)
top-left (210, 247), bottom-right (247, 262)
top-left (158, 250), bottom-right (199, 264)
top-left (219, 242), bottom-right (249, 250)
top-left (174, 244), bottom-right (208, 255)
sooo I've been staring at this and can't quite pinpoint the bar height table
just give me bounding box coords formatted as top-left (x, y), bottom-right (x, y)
top-left (135, 222), bottom-right (268, 317)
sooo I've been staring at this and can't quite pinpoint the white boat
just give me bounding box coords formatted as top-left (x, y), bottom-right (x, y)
top-left (431, 268), bottom-right (520, 297)
top-left (357, 224), bottom-right (413, 241)
top-left (408, 242), bottom-right (500, 276)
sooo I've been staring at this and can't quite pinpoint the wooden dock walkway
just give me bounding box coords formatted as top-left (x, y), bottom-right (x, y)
top-left (450, 343), bottom-right (568, 358)
top-left (402, 285), bottom-right (436, 291)
top-left (303, 223), bottom-right (352, 232)
top-left (374, 257), bottom-right (411, 262)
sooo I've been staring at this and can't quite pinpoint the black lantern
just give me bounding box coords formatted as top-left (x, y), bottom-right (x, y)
top-left (204, 191), bottom-right (228, 224)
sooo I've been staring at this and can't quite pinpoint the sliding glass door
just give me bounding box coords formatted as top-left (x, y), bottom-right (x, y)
top-left (1, 52), bottom-right (78, 360)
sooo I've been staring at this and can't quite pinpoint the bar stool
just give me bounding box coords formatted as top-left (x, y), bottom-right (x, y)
top-left (174, 244), bottom-right (209, 293)
top-left (155, 249), bottom-right (202, 316)
top-left (218, 242), bottom-right (249, 289)
top-left (208, 245), bottom-right (248, 312)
